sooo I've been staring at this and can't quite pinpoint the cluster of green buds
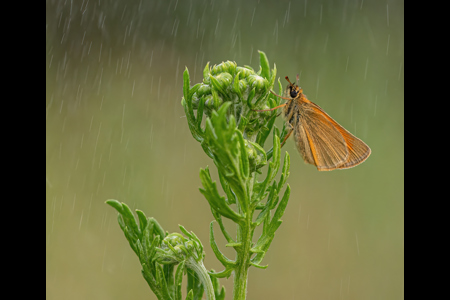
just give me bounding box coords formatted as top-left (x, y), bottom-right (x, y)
top-left (155, 228), bottom-right (204, 265)
top-left (155, 227), bottom-right (219, 300)
top-left (182, 51), bottom-right (284, 171)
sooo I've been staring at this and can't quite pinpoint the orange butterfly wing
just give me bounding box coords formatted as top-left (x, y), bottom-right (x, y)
top-left (295, 102), bottom-right (371, 171)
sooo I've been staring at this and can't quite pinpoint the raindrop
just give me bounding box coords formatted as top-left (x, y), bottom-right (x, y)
top-left (79, 210), bottom-right (84, 230)
top-left (355, 232), bottom-right (360, 255)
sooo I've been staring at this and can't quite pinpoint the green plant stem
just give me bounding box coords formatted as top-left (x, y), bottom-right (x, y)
top-left (233, 224), bottom-right (251, 300)
top-left (186, 256), bottom-right (216, 300)
top-left (232, 174), bottom-right (255, 300)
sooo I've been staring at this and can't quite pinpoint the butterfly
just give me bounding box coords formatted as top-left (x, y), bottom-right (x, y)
top-left (256, 76), bottom-right (371, 171)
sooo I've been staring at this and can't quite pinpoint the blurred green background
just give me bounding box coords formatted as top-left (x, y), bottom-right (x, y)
top-left (46, 0), bottom-right (403, 299)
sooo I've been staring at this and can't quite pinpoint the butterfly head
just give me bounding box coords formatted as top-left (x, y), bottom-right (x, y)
top-left (285, 76), bottom-right (302, 99)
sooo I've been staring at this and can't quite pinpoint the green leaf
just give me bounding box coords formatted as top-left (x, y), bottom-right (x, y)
top-left (136, 210), bottom-right (148, 232)
top-left (250, 262), bottom-right (268, 269)
top-left (183, 68), bottom-right (191, 108)
top-left (189, 83), bottom-right (201, 100)
top-left (232, 71), bottom-right (243, 99)
top-left (236, 130), bottom-right (249, 179)
top-left (208, 267), bottom-right (234, 279)
top-left (136, 239), bottom-right (146, 265)
top-left (210, 207), bottom-right (235, 243)
top-left (185, 289), bottom-right (194, 300)
top-left (196, 97), bottom-right (206, 131)
top-left (203, 62), bottom-right (210, 83)
top-left (105, 199), bottom-right (123, 214)
top-left (269, 63), bottom-right (277, 89)
top-left (155, 263), bottom-right (172, 300)
top-left (276, 153), bottom-right (290, 201)
top-left (217, 171), bottom-right (236, 206)
top-left (237, 115), bottom-right (248, 133)
top-left (251, 185), bottom-right (291, 265)
top-left (258, 51), bottom-right (270, 80)
top-left (182, 99), bottom-right (204, 143)
top-left (187, 270), bottom-right (204, 300)
top-left (210, 88), bottom-right (223, 111)
top-left (270, 184), bottom-right (291, 230)
top-left (254, 182), bottom-right (277, 226)
top-left (256, 112), bottom-right (277, 147)
top-left (209, 221), bottom-right (237, 268)
top-left (225, 242), bottom-right (242, 250)
top-left (149, 217), bottom-right (166, 239)
top-left (210, 272), bottom-right (226, 300)
top-left (246, 87), bottom-right (256, 109)
top-left (174, 261), bottom-right (185, 300)
top-left (199, 168), bottom-right (244, 224)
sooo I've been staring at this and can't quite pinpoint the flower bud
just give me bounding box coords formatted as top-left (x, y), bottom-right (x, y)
top-left (236, 66), bottom-right (255, 79)
top-left (211, 73), bottom-right (233, 93)
top-left (155, 231), bottom-right (204, 265)
top-left (247, 74), bottom-right (268, 94)
top-left (197, 83), bottom-right (211, 97)
top-left (244, 140), bottom-right (267, 170)
top-left (211, 61), bottom-right (236, 76)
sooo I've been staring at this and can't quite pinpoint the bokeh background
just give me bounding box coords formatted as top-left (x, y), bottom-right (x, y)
top-left (46, 0), bottom-right (404, 299)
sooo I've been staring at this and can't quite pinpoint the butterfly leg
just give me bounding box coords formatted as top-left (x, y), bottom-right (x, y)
top-left (252, 103), bottom-right (286, 112)
top-left (281, 125), bottom-right (294, 147)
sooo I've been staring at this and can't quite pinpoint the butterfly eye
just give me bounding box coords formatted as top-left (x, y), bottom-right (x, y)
top-left (290, 89), bottom-right (298, 98)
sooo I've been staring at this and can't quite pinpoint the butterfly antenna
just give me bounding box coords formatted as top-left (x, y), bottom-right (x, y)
top-left (285, 76), bottom-right (293, 85)
top-left (296, 74), bottom-right (300, 84)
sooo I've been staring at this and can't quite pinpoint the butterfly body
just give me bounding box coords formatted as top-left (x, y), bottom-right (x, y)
top-left (264, 76), bottom-right (371, 171)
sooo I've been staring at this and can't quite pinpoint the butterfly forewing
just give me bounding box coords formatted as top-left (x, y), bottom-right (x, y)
top-left (301, 103), bottom-right (370, 170)
top-left (295, 103), bottom-right (350, 170)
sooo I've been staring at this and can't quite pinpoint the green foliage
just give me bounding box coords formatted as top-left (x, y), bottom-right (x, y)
top-left (107, 51), bottom-right (292, 300)
top-left (106, 200), bottom-right (219, 300)
top-left (181, 51), bottom-right (291, 300)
